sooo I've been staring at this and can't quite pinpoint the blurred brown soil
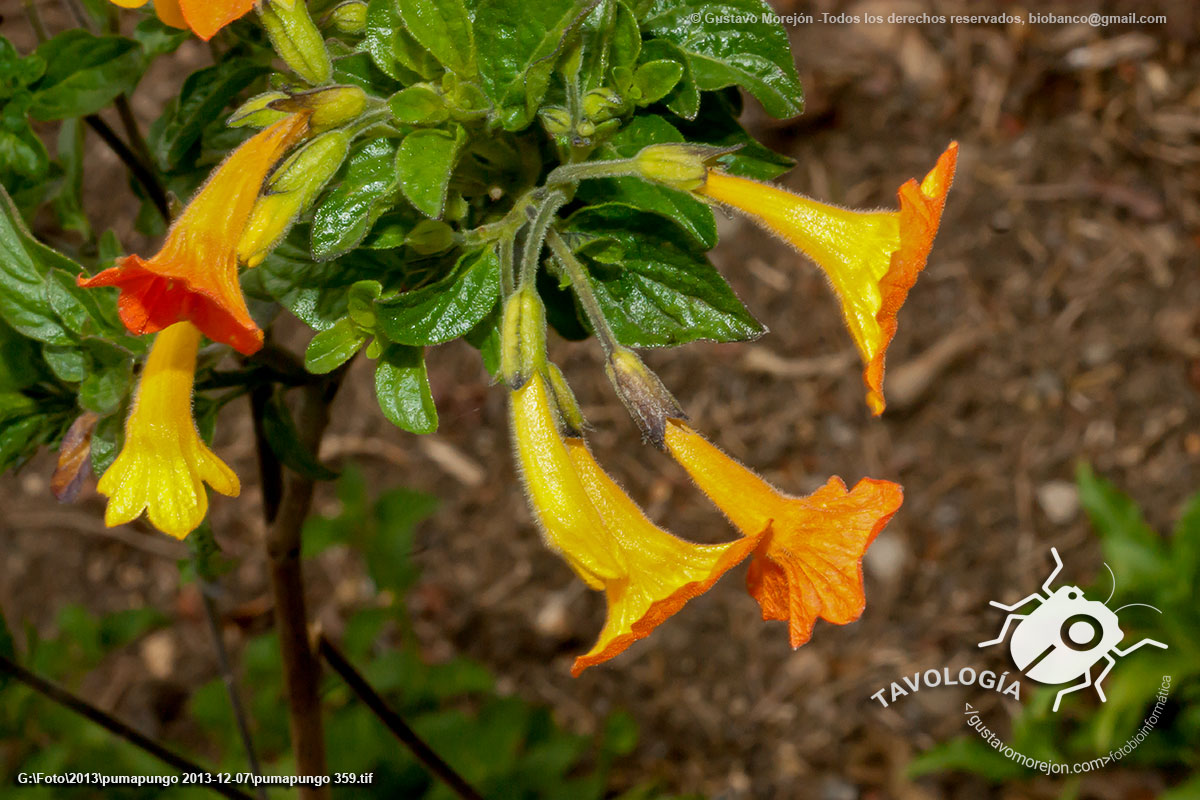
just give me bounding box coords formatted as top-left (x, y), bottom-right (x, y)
top-left (2, 1), bottom-right (1200, 798)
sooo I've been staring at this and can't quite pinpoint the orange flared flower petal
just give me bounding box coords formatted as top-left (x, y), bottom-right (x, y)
top-left (179, 0), bottom-right (254, 40)
top-left (664, 420), bottom-right (903, 647)
top-left (699, 143), bottom-right (958, 414)
top-left (565, 439), bottom-right (763, 675)
top-left (510, 374), bottom-right (761, 674)
top-left (78, 114), bottom-right (309, 354)
top-left (152, 0), bottom-right (187, 29)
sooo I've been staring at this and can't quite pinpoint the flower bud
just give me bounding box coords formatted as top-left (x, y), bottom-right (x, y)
top-left (328, 0), bottom-right (367, 34)
top-left (270, 85), bottom-right (367, 132)
top-left (633, 143), bottom-right (740, 192)
top-left (582, 88), bottom-right (622, 121)
top-left (228, 91), bottom-right (291, 129)
top-left (538, 107), bottom-right (572, 136)
top-left (500, 286), bottom-right (547, 389)
top-left (545, 363), bottom-right (585, 437)
top-left (605, 347), bottom-right (685, 449)
top-left (405, 219), bottom-right (454, 254)
top-left (238, 130), bottom-right (350, 267)
top-left (258, 0), bottom-right (333, 86)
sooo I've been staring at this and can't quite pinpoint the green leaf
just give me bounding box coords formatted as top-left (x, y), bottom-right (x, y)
top-left (305, 318), bottom-right (368, 374)
top-left (907, 737), bottom-right (1023, 782)
top-left (42, 344), bottom-right (85, 382)
top-left (0, 317), bottom-right (45, 392)
top-left (78, 338), bottom-right (134, 415)
top-left (476, 0), bottom-right (587, 129)
top-left (575, 0), bottom-right (639, 93)
top-left (1171, 491), bottom-right (1200, 598)
top-left (674, 92), bottom-right (794, 179)
top-left (398, 0), bottom-right (476, 76)
top-left (576, 115), bottom-right (716, 248)
top-left (389, 84), bottom-right (449, 124)
top-left (564, 204), bottom-right (764, 347)
top-left (362, 0), bottom-right (436, 83)
top-left (150, 60), bottom-right (268, 169)
top-left (640, 39), bottom-right (698, 119)
top-left (29, 31), bottom-right (144, 120)
top-left (0, 186), bottom-right (75, 345)
top-left (262, 389), bottom-right (339, 481)
top-left (376, 245), bottom-right (500, 346)
top-left (1076, 463), bottom-right (1171, 600)
top-left (394, 125), bottom-right (466, 218)
top-left (633, 59), bottom-right (682, 104)
top-left (45, 269), bottom-right (121, 338)
top-left (311, 137), bottom-right (399, 260)
top-left (641, 0), bottom-right (803, 118)
top-left (375, 343), bottom-right (438, 433)
top-left (132, 16), bottom-right (190, 59)
top-left (90, 412), bottom-right (122, 477)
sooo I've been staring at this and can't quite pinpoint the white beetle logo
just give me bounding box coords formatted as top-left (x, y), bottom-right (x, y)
top-left (979, 548), bottom-right (1167, 712)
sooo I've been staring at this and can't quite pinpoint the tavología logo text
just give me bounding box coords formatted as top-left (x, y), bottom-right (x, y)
top-left (977, 547), bottom-right (1167, 711)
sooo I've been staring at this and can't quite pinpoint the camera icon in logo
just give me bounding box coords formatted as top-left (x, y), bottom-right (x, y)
top-left (979, 548), bottom-right (1167, 712)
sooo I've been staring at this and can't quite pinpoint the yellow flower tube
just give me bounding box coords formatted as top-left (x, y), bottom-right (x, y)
top-left (97, 322), bottom-right (239, 539)
top-left (698, 143), bottom-right (958, 414)
top-left (663, 420), bottom-right (903, 647)
top-left (511, 373), bottom-right (761, 674)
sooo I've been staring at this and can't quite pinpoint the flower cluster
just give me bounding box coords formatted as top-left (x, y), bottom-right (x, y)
top-left (81, 1), bottom-right (958, 670)
top-left (504, 145), bottom-right (958, 670)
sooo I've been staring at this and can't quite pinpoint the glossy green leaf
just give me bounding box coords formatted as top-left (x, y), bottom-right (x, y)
top-left (29, 31), bottom-right (144, 120)
top-left (632, 59), bottom-right (682, 104)
top-left (638, 39), bottom-right (698, 119)
top-left (78, 339), bottom-right (133, 415)
top-left (376, 246), bottom-right (500, 346)
top-left (150, 60), bottom-right (268, 169)
top-left (375, 343), bottom-right (438, 433)
top-left (674, 92), bottom-right (794, 179)
top-left (0, 186), bottom-right (75, 345)
top-left (311, 137), bottom-right (399, 260)
top-left (641, 0), bottom-right (803, 118)
top-left (476, 0), bottom-right (585, 129)
top-left (304, 317), bottom-right (368, 374)
top-left (576, 115), bottom-right (716, 248)
top-left (398, 0), bottom-right (475, 76)
top-left (394, 126), bottom-right (465, 218)
top-left (564, 204), bottom-right (763, 347)
top-left (389, 84), bottom-right (449, 124)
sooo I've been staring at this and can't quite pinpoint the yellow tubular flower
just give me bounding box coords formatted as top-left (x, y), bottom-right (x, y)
top-left (698, 143), bottom-right (958, 415)
top-left (97, 322), bottom-right (239, 539)
top-left (663, 420), bottom-right (903, 648)
top-left (511, 374), bottom-right (761, 675)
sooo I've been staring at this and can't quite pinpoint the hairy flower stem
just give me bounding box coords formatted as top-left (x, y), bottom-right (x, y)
top-left (254, 370), bottom-right (346, 799)
top-left (316, 636), bottom-right (485, 800)
top-left (545, 157), bottom-right (634, 185)
top-left (0, 652), bottom-right (253, 800)
top-left (518, 190), bottom-right (567, 288)
top-left (545, 228), bottom-right (618, 355)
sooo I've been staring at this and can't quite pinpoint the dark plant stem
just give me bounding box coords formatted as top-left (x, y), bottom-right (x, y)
top-left (192, 557), bottom-right (268, 800)
top-left (316, 636), bottom-right (485, 800)
top-left (254, 373), bottom-right (345, 800)
top-left (84, 114), bottom-right (171, 223)
top-left (0, 653), bottom-right (253, 800)
top-left (114, 95), bottom-right (156, 175)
